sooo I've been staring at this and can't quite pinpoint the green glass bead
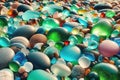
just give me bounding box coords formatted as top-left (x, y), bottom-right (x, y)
top-left (0, 16), bottom-right (7, 28)
top-left (111, 29), bottom-right (119, 38)
top-left (106, 10), bottom-right (115, 18)
top-left (55, 42), bottom-right (64, 50)
top-left (75, 34), bottom-right (84, 44)
top-left (70, 5), bottom-right (79, 13)
top-left (42, 18), bottom-right (59, 30)
top-left (91, 20), bottom-right (113, 38)
top-left (92, 63), bottom-right (120, 80)
top-left (9, 61), bottom-right (20, 72)
top-left (47, 28), bottom-right (69, 42)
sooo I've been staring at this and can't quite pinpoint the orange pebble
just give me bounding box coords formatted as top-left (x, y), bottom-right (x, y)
top-left (84, 68), bottom-right (91, 76)
top-left (8, 9), bottom-right (18, 18)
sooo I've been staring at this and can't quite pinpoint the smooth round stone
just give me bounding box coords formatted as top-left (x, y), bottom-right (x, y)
top-left (60, 45), bottom-right (81, 62)
top-left (47, 28), bottom-right (70, 42)
top-left (0, 69), bottom-right (14, 80)
top-left (94, 3), bottom-right (112, 11)
top-left (30, 34), bottom-right (47, 48)
top-left (91, 20), bottom-right (113, 38)
top-left (22, 10), bottom-right (40, 21)
top-left (10, 36), bottom-right (30, 48)
top-left (27, 70), bottom-right (57, 80)
top-left (17, 4), bottom-right (33, 12)
top-left (27, 52), bottom-right (50, 69)
top-left (42, 18), bottom-right (59, 31)
top-left (98, 40), bottom-right (119, 57)
top-left (24, 62), bottom-right (33, 72)
top-left (0, 37), bottom-right (10, 47)
top-left (85, 72), bottom-right (100, 80)
top-left (12, 25), bottom-right (36, 39)
top-left (115, 60), bottom-right (120, 67)
top-left (0, 48), bottom-right (15, 69)
top-left (71, 65), bottom-right (85, 78)
top-left (92, 63), bottom-right (119, 80)
top-left (51, 63), bottom-right (71, 77)
top-left (78, 56), bottom-right (91, 68)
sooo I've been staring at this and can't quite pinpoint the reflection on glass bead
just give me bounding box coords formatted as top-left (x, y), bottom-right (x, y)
top-left (78, 56), bottom-right (91, 68)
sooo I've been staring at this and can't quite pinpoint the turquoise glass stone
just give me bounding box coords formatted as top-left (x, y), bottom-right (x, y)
top-left (42, 4), bottom-right (63, 15)
top-left (27, 70), bottom-right (57, 80)
top-left (78, 18), bottom-right (88, 28)
top-left (0, 37), bottom-right (10, 47)
top-left (113, 37), bottom-right (120, 46)
top-left (22, 10), bottom-right (40, 21)
top-left (42, 18), bottom-right (59, 30)
top-left (60, 45), bottom-right (81, 62)
top-left (68, 35), bottom-right (78, 45)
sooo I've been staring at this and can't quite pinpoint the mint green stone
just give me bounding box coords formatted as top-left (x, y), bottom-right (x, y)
top-left (92, 63), bottom-right (120, 80)
top-left (70, 5), bottom-right (79, 13)
top-left (106, 10), bottom-right (115, 18)
top-left (91, 21), bottom-right (113, 38)
top-left (27, 70), bottom-right (57, 80)
top-left (42, 18), bottom-right (59, 30)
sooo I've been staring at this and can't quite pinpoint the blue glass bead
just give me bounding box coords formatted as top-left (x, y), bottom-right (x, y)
top-left (13, 51), bottom-right (27, 66)
top-left (113, 37), bottom-right (120, 46)
top-left (84, 52), bottom-right (95, 61)
top-left (78, 18), bottom-right (88, 28)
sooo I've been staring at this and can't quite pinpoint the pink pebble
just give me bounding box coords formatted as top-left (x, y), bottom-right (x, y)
top-left (98, 40), bottom-right (119, 57)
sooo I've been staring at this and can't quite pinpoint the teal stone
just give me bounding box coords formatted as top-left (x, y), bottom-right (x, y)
top-left (27, 70), bottom-right (57, 80)
top-left (92, 63), bottom-right (120, 80)
top-left (22, 10), bottom-right (40, 21)
top-left (60, 45), bottom-right (81, 62)
top-left (0, 37), bottom-right (10, 47)
top-left (42, 18), bottom-right (59, 30)
top-left (42, 4), bottom-right (63, 15)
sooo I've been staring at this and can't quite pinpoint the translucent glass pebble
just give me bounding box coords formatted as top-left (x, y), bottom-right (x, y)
top-left (91, 20), bottom-right (113, 38)
top-left (106, 10), bottom-right (116, 18)
top-left (51, 59), bottom-right (71, 77)
top-left (0, 37), bottom-right (10, 47)
top-left (42, 18), bottom-right (59, 31)
top-left (24, 62), bottom-right (33, 72)
top-left (22, 10), bottom-right (40, 21)
top-left (13, 51), bottom-right (27, 65)
top-left (9, 61), bottom-right (20, 72)
top-left (42, 4), bottom-right (63, 15)
top-left (27, 70), bottom-right (57, 80)
top-left (78, 56), bottom-right (91, 68)
top-left (92, 63), bottom-right (119, 80)
top-left (60, 45), bottom-right (81, 62)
